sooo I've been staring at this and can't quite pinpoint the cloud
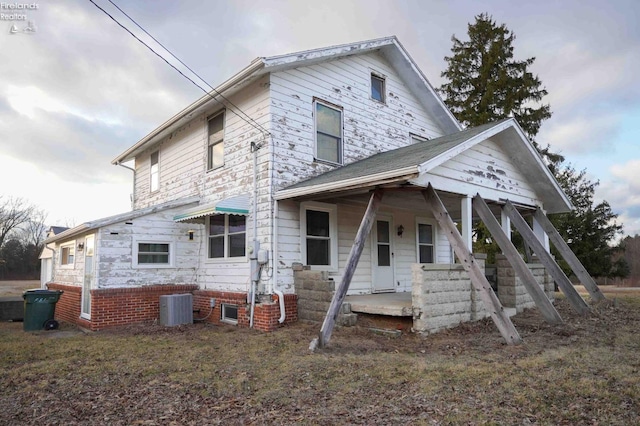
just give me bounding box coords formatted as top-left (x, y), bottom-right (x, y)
top-left (595, 160), bottom-right (640, 237)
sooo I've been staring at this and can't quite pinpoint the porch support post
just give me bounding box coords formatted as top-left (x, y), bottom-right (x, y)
top-left (422, 185), bottom-right (522, 345)
top-left (503, 201), bottom-right (591, 315)
top-left (533, 207), bottom-right (605, 301)
top-left (461, 195), bottom-right (473, 253)
top-left (501, 209), bottom-right (511, 243)
top-left (314, 189), bottom-right (384, 350)
top-left (532, 215), bottom-right (551, 253)
top-left (473, 195), bottom-right (563, 325)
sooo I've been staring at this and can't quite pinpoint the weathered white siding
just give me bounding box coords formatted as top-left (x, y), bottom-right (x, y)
top-left (276, 200), bottom-right (451, 295)
top-left (427, 138), bottom-right (539, 205)
top-left (270, 51), bottom-right (446, 191)
top-left (133, 76), bottom-right (271, 212)
top-left (96, 208), bottom-right (198, 287)
top-left (52, 237), bottom-right (84, 287)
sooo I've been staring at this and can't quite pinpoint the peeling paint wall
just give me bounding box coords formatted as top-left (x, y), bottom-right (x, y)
top-left (429, 137), bottom-right (539, 205)
top-left (96, 207), bottom-right (199, 288)
top-left (270, 51), bottom-right (446, 191)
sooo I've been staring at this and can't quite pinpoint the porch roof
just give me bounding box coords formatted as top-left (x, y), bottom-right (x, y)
top-left (275, 119), bottom-right (572, 214)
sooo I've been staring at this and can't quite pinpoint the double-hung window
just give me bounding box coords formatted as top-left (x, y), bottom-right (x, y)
top-left (207, 111), bottom-right (225, 170)
top-left (371, 73), bottom-right (385, 103)
top-left (208, 214), bottom-right (246, 259)
top-left (60, 243), bottom-right (75, 266)
top-left (416, 219), bottom-right (436, 263)
top-left (314, 100), bottom-right (342, 164)
top-left (150, 151), bottom-right (159, 192)
top-left (301, 202), bottom-right (338, 270)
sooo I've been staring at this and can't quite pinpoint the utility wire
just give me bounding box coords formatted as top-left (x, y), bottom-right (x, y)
top-left (89, 0), bottom-right (270, 138)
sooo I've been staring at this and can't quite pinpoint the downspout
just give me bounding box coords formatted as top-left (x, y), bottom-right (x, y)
top-left (116, 161), bottom-right (136, 210)
top-left (273, 199), bottom-right (285, 323)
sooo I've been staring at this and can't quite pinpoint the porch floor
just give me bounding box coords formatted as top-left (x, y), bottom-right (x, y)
top-left (345, 292), bottom-right (413, 317)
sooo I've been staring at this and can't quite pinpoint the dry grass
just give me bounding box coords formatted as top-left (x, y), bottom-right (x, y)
top-left (0, 280), bottom-right (40, 297)
top-left (1, 293), bottom-right (639, 425)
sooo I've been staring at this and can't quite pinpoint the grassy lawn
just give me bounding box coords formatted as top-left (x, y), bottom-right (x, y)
top-left (1, 293), bottom-right (639, 425)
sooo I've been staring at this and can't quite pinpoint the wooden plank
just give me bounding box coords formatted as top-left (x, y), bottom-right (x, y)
top-left (422, 185), bottom-right (522, 345)
top-left (316, 189), bottom-right (384, 349)
top-left (533, 208), bottom-right (605, 302)
top-left (472, 195), bottom-right (563, 325)
top-left (503, 201), bottom-right (591, 315)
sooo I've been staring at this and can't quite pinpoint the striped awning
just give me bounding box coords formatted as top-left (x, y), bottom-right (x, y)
top-left (173, 195), bottom-right (250, 222)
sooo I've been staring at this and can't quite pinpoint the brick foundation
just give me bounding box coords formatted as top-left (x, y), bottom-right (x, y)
top-left (46, 283), bottom-right (297, 332)
top-left (192, 290), bottom-right (297, 332)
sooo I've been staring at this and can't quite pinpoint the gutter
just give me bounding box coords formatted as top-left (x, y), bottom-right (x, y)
top-left (274, 166), bottom-right (419, 200)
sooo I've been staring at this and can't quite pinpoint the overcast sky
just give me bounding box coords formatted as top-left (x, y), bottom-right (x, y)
top-left (1, 0), bottom-right (638, 237)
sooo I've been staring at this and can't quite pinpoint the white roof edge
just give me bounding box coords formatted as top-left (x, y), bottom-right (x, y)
top-left (46, 196), bottom-right (200, 244)
top-left (111, 60), bottom-right (266, 165)
top-left (507, 120), bottom-right (574, 212)
top-left (418, 119), bottom-right (514, 174)
top-left (275, 166), bottom-right (419, 200)
top-left (387, 38), bottom-right (462, 134)
top-left (262, 36), bottom-right (397, 67)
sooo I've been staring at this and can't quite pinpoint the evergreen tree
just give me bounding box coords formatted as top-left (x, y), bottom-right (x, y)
top-left (550, 165), bottom-right (623, 277)
top-left (439, 13), bottom-right (559, 162)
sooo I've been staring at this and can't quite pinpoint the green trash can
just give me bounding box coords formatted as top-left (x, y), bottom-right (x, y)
top-left (22, 289), bottom-right (63, 331)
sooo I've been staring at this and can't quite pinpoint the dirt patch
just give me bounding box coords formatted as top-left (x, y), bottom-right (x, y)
top-left (1, 294), bottom-right (639, 425)
top-left (0, 280), bottom-right (40, 297)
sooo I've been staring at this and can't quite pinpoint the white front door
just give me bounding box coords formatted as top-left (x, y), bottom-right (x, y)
top-left (372, 217), bottom-right (395, 293)
top-left (81, 235), bottom-right (95, 319)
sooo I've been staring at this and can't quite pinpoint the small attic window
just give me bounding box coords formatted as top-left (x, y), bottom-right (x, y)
top-left (371, 74), bottom-right (385, 103)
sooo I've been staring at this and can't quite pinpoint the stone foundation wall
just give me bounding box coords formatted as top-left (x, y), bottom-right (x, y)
top-left (496, 254), bottom-right (554, 313)
top-left (412, 255), bottom-right (489, 334)
top-left (294, 265), bottom-right (356, 327)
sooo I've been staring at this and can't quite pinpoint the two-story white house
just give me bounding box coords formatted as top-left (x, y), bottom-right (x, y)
top-left (45, 36), bottom-right (593, 335)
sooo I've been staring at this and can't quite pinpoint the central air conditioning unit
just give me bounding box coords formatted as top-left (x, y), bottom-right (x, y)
top-left (159, 294), bottom-right (193, 326)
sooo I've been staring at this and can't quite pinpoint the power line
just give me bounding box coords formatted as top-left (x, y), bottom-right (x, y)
top-left (88, 0), bottom-right (270, 138)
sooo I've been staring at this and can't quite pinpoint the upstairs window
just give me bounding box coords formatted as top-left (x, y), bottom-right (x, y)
top-left (150, 151), bottom-right (159, 192)
top-left (314, 100), bottom-right (342, 164)
top-left (207, 111), bottom-right (225, 170)
top-left (371, 74), bottom-right (385, 103)
top-left (208, 214), bottom-right (246, 259)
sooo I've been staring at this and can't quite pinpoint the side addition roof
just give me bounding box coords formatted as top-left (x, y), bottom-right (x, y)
top-left (45, 197), bottom-right (199, 245)
top-left (112, 36), bottom-right (461, 165)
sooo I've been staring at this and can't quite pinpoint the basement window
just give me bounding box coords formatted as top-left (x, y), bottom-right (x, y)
top-left (371, 74), bottom-right (385, 103)
top-left (221, 303), bottom-right (238, 325)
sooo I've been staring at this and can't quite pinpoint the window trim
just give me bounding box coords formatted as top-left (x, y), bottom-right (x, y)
top-left (132, 239), bottom-right (175, 269)
top-left (313, 99), bottom-right (343, 166)
top-left (150, 150), bottom-right (160, 193)
top-left (300, 201), bottom-right (338, 271)
top-left (220, 303), bottom-right (239, 325)
top-left (59, 242), bottom-right (75, 268)
top-left (206, 214), bottom-right (247, 261)
top-left (370, 73), bottom-right (386, 103)
top-left (415, 217), bottom-right (437, 264)
top-left (206, 110), bottom-right (226, 172)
